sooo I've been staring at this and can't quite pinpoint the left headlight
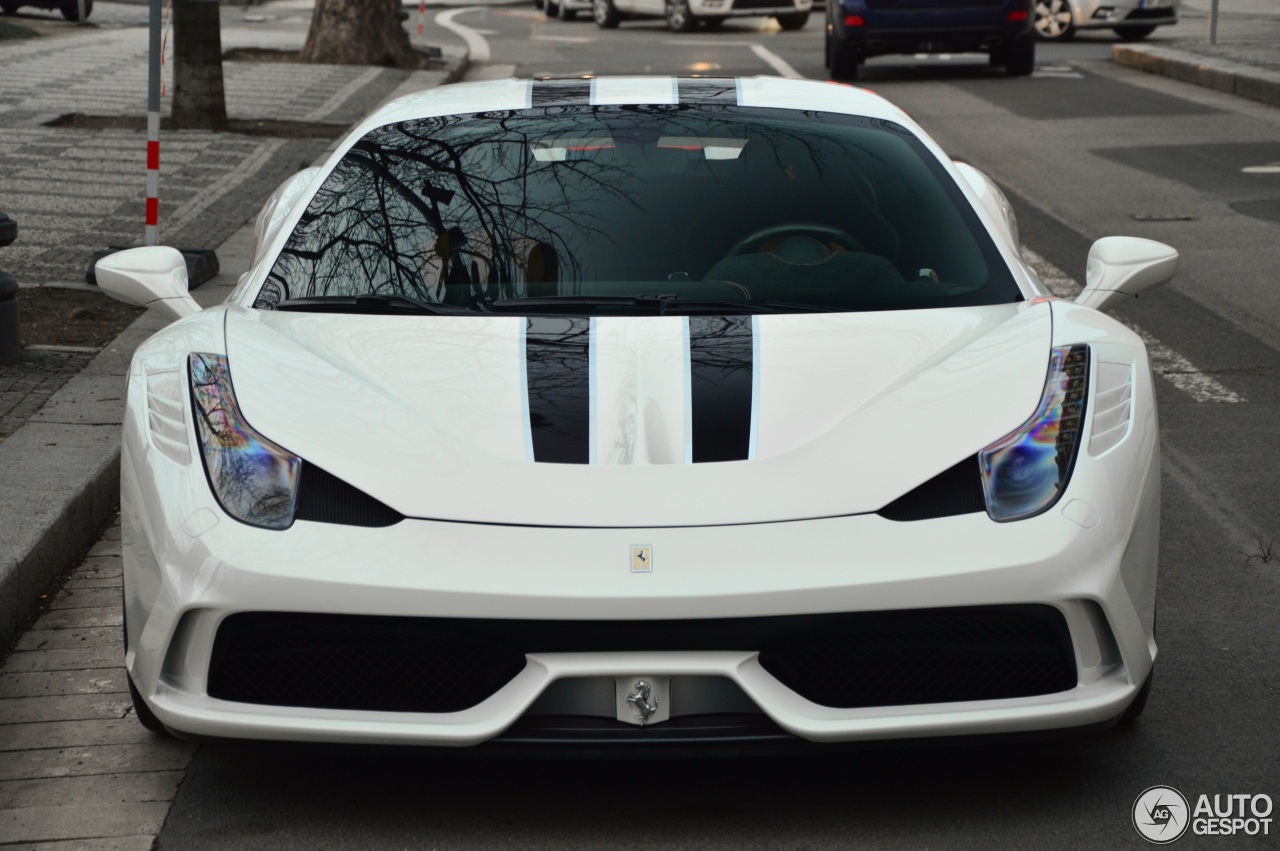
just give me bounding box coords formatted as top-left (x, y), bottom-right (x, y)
top-left (979, 344), bottom-right (1089, 522)
top-left (189, 353), bottom-right (301, 530)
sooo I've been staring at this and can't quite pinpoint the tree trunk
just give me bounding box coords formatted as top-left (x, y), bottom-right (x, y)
top-left (170, 0), bottom-right (228, 131)
top-left (301, 0), bottom-right (419, 67)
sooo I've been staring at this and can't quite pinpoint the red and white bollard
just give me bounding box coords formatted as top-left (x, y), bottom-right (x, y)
top-left (418, 0), bottom-right (425, 40)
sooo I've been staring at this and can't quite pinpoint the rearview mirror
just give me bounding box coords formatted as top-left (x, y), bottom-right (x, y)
top-left (1075, 237), bottom-right (1178, 313)
top-left (95, 247), bottom-right (202, 323)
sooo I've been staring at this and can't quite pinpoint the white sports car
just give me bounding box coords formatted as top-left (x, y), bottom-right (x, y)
top-left (99, 76), bottom-right (1176, 748)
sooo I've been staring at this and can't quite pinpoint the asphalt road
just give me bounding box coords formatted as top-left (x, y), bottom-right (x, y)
top-left (149, 13), bottom-right (1280, 850)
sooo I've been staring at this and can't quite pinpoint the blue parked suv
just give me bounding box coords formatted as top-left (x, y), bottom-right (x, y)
top-left (826, 0), bottom-right (1036, 81)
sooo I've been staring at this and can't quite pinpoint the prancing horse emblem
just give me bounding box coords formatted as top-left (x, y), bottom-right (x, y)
top-left (626, 679), bottom-right (659, 725)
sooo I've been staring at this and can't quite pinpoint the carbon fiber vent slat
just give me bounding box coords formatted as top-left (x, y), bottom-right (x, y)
top-left (877, 458), bottom-right (986, 522)
top-left (294, 463), bottom-right (403, 527)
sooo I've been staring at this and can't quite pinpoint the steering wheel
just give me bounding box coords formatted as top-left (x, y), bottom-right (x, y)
top-left (724, 223), bottom-right (866, 264)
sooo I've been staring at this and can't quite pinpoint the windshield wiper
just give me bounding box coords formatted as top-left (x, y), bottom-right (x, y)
top-left (273, 294), bottom-right (476, 315)
top-left (489, 295), bottom-right (838, 315)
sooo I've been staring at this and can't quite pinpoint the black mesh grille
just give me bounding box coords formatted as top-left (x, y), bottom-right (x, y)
top-left (878, 458), bottom-right (987, 521)
top-left (207, 613), bottom-right (527, 713)
top-left (207, 606), bottom-right (1075, 714)
top-left (294, 463), bottom-right (402, 528)
top-left (758, 606), bottom-right (1075, 708)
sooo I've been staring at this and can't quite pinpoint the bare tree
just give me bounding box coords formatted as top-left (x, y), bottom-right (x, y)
top-left (170, 0), bottom-right (228, 131)
top-left (301, 0), bottom-right (420, 67)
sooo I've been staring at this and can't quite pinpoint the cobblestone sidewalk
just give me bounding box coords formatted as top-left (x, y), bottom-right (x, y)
top-left (0, 515), bottom-right (197, 847)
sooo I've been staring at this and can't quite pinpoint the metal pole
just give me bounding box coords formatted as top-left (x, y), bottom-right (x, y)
top-left (1209, 0), bottom-right (1219, 44)
top-left (146, 0), bottom-right (162, 246)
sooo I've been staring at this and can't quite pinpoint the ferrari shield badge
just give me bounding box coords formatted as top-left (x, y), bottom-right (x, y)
top-left (630, 545), bottom-right (653, 573)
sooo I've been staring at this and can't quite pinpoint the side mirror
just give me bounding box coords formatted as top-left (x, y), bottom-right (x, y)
top-left (253, 167), bottom-right (321, 264)
top-left (1075, 237), bottom-right (1178, 312)
top-left (95, 247), bottom-right (202, 323)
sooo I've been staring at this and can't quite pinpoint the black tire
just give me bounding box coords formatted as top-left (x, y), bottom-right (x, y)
top-left (593, 0), bottom-right (620, 27)
top-left (701, 15), bottom-right (724, 28)
top-left (1115, 24), bottom-right (1156, 40)
top-left (1004, 36), bottom-right (1035, 76)
top-left (534, 0), bottom-right (544, 9)
top-left (828, 37), bottom-right (860, 81)
top-left (1033, 0), bottom-right (1074, 40)
top-left (776, 10), bottom-right (808, 29)
top-left (1120, 670), bottom-right (1153, 724)
top-left (666, 0), bottom-right (697, 32)
top-left (59, 0), bottom-right (90, 20)
top-left (558, 1), bottom-right (577, 19)
top-left (544, 0), bottom-right (559, 17)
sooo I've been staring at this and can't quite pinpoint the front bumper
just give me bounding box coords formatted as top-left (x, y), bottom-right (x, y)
top-left (124, 471), bottom-right (1158, 747)
top-left (1074, 0), bottom-right (1178, 29)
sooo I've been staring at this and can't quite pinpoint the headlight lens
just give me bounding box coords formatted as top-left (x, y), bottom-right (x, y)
top-left (979, 344), bottom-right (1089, 522)
top-left (189, 353), bottom-right (301, 530)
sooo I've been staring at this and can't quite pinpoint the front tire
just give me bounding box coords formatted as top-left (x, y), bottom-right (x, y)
top-left (58, 0), bottom-right (90, 19)
top-left (666, 0), bottom-right (697, 32)
top-left (593, 0), bottom-right (620, 26)
top-left (558, 1), bottom-right (577, 20)
top-left (545, 0), bottom-right (560, 17)
top-left (776, 10), bottom-right (808, 29)
top-left (1003, 36), bottom-right (1035, 76)
top-left (1033, 0), bottom-right (1075, 40)
top-left (1115, 24), bottom-right (1156, 40)
top-left (828, 36), bottom-right (860, 80)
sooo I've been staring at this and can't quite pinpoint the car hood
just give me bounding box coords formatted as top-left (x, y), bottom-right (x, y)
top-left (223, 302), bottom-right (1051, 527)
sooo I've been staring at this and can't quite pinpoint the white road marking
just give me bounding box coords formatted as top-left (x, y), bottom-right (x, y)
top-left (1021, 247), bottom-right (1244, 403)
top-left (749, 43), bottom-right (803, 78)
top-left (304, 66), bottom-right (382, 122)
top-left (1242, 163), bottom-right (1280, 174)
top-left (468, 63), bottom-right (517, 81)
top-left (436, 7), bottom-right (491, 63)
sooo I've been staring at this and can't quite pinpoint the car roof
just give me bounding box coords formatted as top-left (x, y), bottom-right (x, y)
top-left (350, 76), bottom-right (916, 138)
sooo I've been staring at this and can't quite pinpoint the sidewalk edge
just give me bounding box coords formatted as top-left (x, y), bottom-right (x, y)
top-left (1112, 43), bottom-right (1280, 109)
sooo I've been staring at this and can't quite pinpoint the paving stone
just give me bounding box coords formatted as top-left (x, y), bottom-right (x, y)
top-left (29, 608), bottom-right (123, 631)
top-left (14, 627), bottom-right (119, 653)
top-left (0, 801), bottom-right (171, 844)
top-left (0, 693), bottom-right (133, 724)
top-left (0, 771), bottom-right (184, 809)
top-left (0, 741), bottom-right (195, 782)
top-left (0, 719), bottom-right (162, 752)
top-left (1, 646), bottom-right (121, 675)
top-left (49, 587), bottom-right (122, 611)
top-left (0, 668), bottom-right (127, 699)
top-left (14, 836), bottom-right (157, 851)
top-left (86, 541), bottom-right (122, 559)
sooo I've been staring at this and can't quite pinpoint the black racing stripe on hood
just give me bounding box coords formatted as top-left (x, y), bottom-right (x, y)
top-left (689, 315), bottom-right (753, 463)
top-left (531, 80), bottom-right (593, 107)
top-left (676, 78), bottom-right (739, 105)
top-left (525, 316), bottom-right (591, 464)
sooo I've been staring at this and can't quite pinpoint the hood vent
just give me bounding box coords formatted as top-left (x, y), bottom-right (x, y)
top-left (877, 458), bottom-right (986, 522)
top-left (295, 463), bottom-right (403, 528)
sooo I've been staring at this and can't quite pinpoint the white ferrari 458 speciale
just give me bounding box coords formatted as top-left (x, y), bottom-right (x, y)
top-left (98, 76), bottom-right (1177, 748)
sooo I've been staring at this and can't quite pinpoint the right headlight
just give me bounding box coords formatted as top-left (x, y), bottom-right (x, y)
top-left (979, 344), bottom-right (1089, 522)
top-left (189, 352), bottom-right (301, 530)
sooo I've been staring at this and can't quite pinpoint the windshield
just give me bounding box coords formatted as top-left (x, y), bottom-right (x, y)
top-left (255, 103), bottom-right (1020, 314)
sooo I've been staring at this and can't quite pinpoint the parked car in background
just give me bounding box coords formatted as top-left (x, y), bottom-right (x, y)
top-left (546, 0), bottom-right (594, 22)
top-left (1034, 0), bottom-right (1178, 41)
top-left (594, 0), bottom-right (812, 32)
top-left (826, 0), bottom-right (1035, 81)
top-left (0, 0), bottom-right (91, 20)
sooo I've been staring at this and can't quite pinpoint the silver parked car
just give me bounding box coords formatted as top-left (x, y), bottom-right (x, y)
top-left (1034, 0), bottom-right (1178, 40)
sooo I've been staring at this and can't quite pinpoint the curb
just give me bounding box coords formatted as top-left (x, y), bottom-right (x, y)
top-left (0, 47), bottom-right (470, 649)
top-left (1112, 43), bottom-right (1280, 109)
